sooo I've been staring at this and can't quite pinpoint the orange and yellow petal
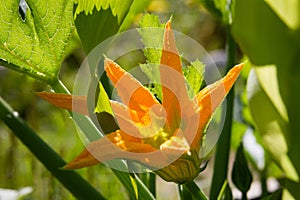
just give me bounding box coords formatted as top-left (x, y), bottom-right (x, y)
top-left (64, 130), bottom-right (171, 170)
top-left (104, 58), bottom-right (159, 121)
top-left (196, 63), bottom-right (243, 116)
top-left (190, 63), bottom-right (244, 149)
top-left (159, 20), bottom-right (193, 131)
top-left (110, 100), bottom-right (142, 137)
top-left (36, 92), bottom-right (89, 115)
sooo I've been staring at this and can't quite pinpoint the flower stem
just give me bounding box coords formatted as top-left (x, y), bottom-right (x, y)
top-left (178, 184), bottom-right (184, 199)
top-left (242, 192), bottom-right (247, 200)
top-left (184, 181), bottom-right (208, 200)
top-left (209, 24), bottom-right (237, 199)
top-left (149, 173), bottom-right (156, 198)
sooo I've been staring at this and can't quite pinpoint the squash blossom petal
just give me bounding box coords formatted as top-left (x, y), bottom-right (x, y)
top-left (37, 20), bottom-right (243, 184)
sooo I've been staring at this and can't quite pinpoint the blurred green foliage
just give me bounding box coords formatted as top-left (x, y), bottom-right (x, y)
top-left (0, 68), bottom-right (128, 200)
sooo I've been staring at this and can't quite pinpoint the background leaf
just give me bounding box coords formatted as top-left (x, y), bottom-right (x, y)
top-left (139, 13), bottom-right (165, 100)
top-left (264, 0), bottom-right (300, 29)
top-left (183, 59), bottom-right (204, 98)
top-left (232, 0), bottom-right (300, 197)
top-left (0, 0), bottom-right (74, 84)
top-left (247, 69), bottom-right (298, 182)
top-left (120, 0), bottom-right (151, 31)
top-left (94, 83), bottom-right (114, 115)
top-left (74, 0), bottom-right (150, 53)
top-left (232, 0), bottom-right (296, 66)
top-left (74, 0), bottom-right (133, 23)
top-left (138, 13), bottom-right (165, 64)
top-left (253, 65), bottom-right (289, 122)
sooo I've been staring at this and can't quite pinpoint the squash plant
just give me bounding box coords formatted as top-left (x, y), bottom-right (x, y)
top-left (1, 0), bottom-right (299, 199)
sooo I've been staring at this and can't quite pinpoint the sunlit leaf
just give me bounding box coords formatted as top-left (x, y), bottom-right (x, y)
top-left (232, 0), bottom-right (296, 66)
top-left (74, 0), bottom-right (132, 23)
top-left (74, 0), bottom-right (149, 53)
top-left (254, 65), bottom-right (288, 122)
top-left (247, 69), bottom-right (298, 182)
top-left (230, 121), bottom-right (247, 150)
top-left (0, 0), bottom-right (74, 84)
top-left (139, 13), bottom-right (165, 100)
top-left (93, 82), bottom-right (119, 134)
top-left (184, 59), bottom-right (205, 98)
top-left (120, 0), bottom-right (151, 31)
top-left (74, 8), bottom-right (119, 54)
top-left (95, 83), bottom-right (114, 115)
top-left (138, 14), bottom-right (165, 64)
top-left (265, 0), bottom-right (300, 29)
top-left (233, 1), bottom-right (300, 197)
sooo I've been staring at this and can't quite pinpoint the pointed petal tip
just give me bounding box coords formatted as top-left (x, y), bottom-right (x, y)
top-left (61, 162), bottom-right (80, 170)
top-left (104, 57), bottom-right (113, 70)
top-left (35, 91), bottom-right (44, 96)
top-left (165, 16), bottom-right (173, 29)
top-left (61, 148), bottom-right (101, 170)
top-left (35, 91), bottom-right (54, 100)
top-left (59, 165), bottom-right (72, 170)
top-left (36, 91), bottom-right (89, 115)
top-left (166, 20), bottom-right (171, 30)
top-left (227, 63), bottom-right (244, 80)
top-left (61, 158), bottom-right (99, 170)
top-left (234, 63), bottom-right (244, 71)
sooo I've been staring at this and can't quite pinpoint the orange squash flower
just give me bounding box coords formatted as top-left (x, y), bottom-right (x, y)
top-left (38, 21), bottom-right (243, 184)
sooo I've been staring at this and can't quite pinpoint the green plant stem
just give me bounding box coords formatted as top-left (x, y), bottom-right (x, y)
top-left (149, 173), bottom-right (156, 198)
top-left (178, 184), bottom-right (185, 199)
top-left (209, 25), bottom-right (236, 199)
top-left (0, 96), bottom-right (105, 200)
top-left (242, 192), bottom-right (247, 200)
top-left (261, 170), bottom-right (268, 197)
top-left (184, 181), bottom-right (208, 200)
top-left (51, 80), bottom-right (155, 200)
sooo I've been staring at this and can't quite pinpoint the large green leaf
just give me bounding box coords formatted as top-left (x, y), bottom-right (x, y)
top-left (232, 0), bottom-right (296, 66)
top-left (0, 0), bottom-right (74, 84)
top-left (74, 0), bottom-right (150, 53)
top-left (74, 0), bottom-right (133, 23)
top-left (254, 65), bottom-right (289, 122)
top-left (265, 0), bottom-right (300, 29)
top-left (120, 0), bottom-right (151, 31)
top-left (247, 69), bottom-right (298, 182)
top-left (233, 0), bottom-right (300, 197)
